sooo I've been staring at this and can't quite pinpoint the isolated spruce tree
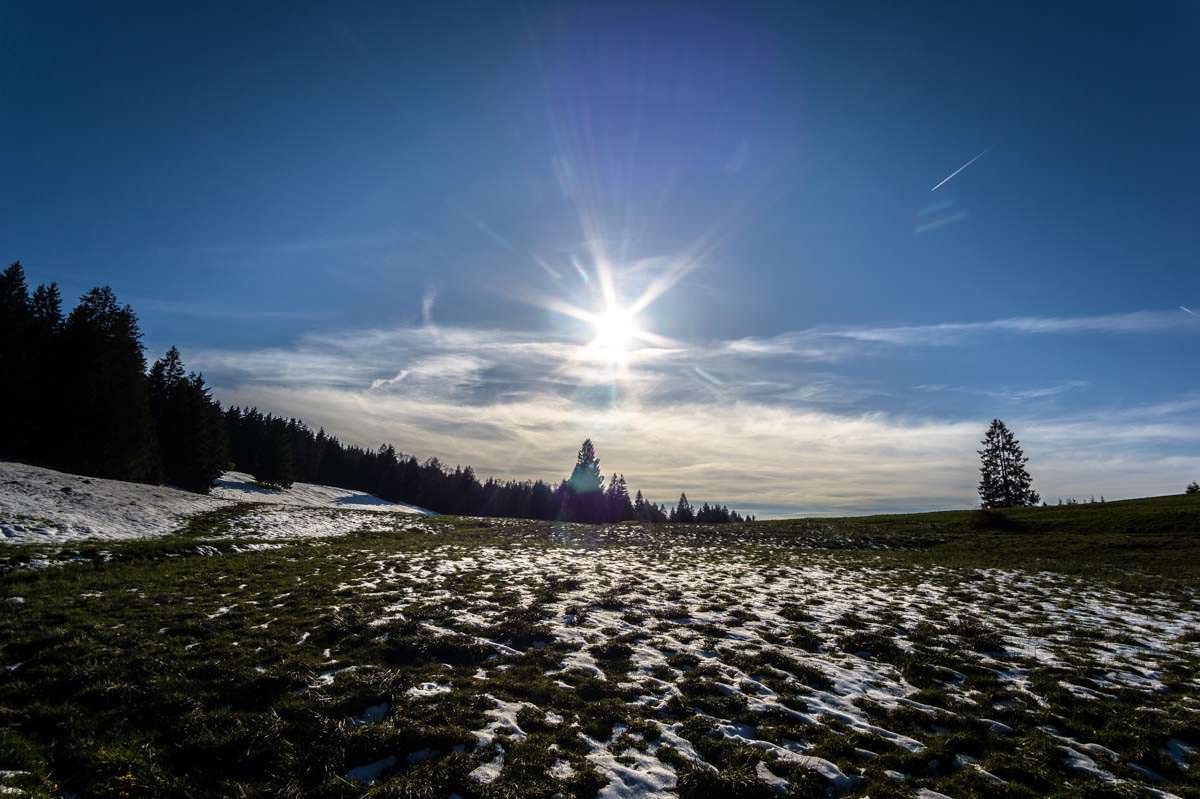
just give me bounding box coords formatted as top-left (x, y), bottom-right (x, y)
top-left (567, 439), bottom-right (604, 494)
top-left (561, 438), bottom-right (605, 522)
top-left (1187, 481), bottom-right (1200, 495)
top-left (977, 419), bottom-right (1040, 509)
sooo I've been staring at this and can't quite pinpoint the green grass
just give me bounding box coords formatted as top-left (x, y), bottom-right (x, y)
top-left (755, 493), bottom-right (1200, 591)
top-left (0, 494), bottom-right (1197, 798)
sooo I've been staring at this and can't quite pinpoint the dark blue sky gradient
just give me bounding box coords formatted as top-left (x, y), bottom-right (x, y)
top-left (2, 1), bottom-right (1197, 510)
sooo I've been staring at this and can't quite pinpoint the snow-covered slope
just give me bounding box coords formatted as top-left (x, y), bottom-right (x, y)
top-left (0, 462), bottom-right (431, 544)
top-left (0, 461), bottom-right (230, 544)
top-left (211, 472), bottom-right (429, 515)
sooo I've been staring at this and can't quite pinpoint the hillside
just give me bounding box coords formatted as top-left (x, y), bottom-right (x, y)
top-left (0, 461), bottom-right (431, 544)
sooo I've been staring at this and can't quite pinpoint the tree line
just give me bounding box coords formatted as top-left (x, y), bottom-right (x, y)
top-left (0, 262), bottom-right (751, 523)
top-left (1, 264), bottom-right (224, 492)
top-left (223, 420), bottom-right (751, 523)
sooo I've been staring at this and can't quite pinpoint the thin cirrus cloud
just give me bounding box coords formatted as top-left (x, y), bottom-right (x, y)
top-left (723, 309), bottom-right (1198, 355)
top-left (915, 380), bottom-right (1091, 402)
top-left (187, 308), bottom-right (1200, 516)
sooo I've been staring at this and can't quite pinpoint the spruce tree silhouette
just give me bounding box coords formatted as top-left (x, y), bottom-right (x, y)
top-left (55, 287), bottom-right (159, 482)
top-left (0, 263), bottom-right (33, 457)
top-left (563, 438), bottom-right (605, 521)
top-left (978, 419), bottom-right (1040, 508)
top-left (149, 347), bottom-right (228, 493)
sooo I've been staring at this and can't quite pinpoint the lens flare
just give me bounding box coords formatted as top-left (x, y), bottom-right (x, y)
top-left (591, 306), bottom-right (640, 362)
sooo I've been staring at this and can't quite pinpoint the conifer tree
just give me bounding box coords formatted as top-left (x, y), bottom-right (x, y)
top-left (149, 347), bottom-right (228, 493)
top-left (605, 474), bottom-right (633, 521)
top-left (633, 489), bottom-right (649, 521)
top-left (562, 438), bottom-right (605, 521)
top-left (0, 263), bottom-right (33, 456)
top-left (29, 283), bottom-right (62, 331)
top-left (253, 415), bottom-right (294, 488)
top-left (26, 282), bottom-right (63, 460)
top-left (54, 287), bottom-right (159, 482)
top-left (567, 438), bottom-right (604, 494)
top-left (671, 493), bottom-right (695, 523)
top-left (977, 419), bottom-right (1039, 508)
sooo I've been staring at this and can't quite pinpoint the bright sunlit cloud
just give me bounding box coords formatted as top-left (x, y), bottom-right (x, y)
top-left (185, 306), bottom-right (1200, 516)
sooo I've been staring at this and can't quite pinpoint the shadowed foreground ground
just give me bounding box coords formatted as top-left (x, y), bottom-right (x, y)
top-left (1, 495), bottom-right (1197, 798)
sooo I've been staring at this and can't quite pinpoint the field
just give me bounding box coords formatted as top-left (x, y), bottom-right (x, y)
top-left (1, 495), bottom-right (1198, 798)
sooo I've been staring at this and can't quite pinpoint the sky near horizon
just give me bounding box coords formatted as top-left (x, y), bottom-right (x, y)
top-left (3, 1), bottom-right (1198, 516)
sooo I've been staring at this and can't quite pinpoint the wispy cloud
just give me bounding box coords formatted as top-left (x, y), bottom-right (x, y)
top-left (188, 309), bottom-right (1200, 515)
top-left (916, 380), bottom-right (1090, 401)
top-left (421, 287), bottom-right (437, 328)
top-left (144, 230), bottom-right (423, 259)
top-left (134, 298), bottom-right (319, 321)
top-left (914, 211), bottom-right (968, 234)
top-left (207, 377), bottom-right (1200, 516)
top-left (833, 310), bottom-right (1195, 342)
top-left (723, 309), bottom-right (1198, 357)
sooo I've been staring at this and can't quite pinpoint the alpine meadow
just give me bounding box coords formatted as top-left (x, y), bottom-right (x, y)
top-left (1, 3), bottom-right (1198, 799)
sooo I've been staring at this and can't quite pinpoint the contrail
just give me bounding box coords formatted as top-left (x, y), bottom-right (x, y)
top-left (931, 148), bottom-right (991, 192)
top-left (1182, 305), bottom-right (1197, 316)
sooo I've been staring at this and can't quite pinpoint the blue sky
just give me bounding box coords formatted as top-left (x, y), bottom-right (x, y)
top-left (3, 1), bottom-right (1198, 515)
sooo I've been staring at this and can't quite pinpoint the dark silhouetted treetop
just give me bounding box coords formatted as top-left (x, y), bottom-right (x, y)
top-left (568, 438), bottom-right (604, 494)
top-left (54, 287), bottom-right (159, 483)
top-left (149, 346), bottom-right (228, 493)
top-left (978, 419), bottom-right (1040, 509)
top-left (670, 493), bottom-right (696, 523)
top-left (0, 263), bottom-right (33, 457)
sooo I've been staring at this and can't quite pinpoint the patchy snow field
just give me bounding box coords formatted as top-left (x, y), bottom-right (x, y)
top-left (220, 505), bottom-right (440, 540)
top-left (211, 471), bottom-right (430, 516)
top-left (1, 508), bottom-right (1197, 797)
top-left (0, 462), bottom-right (430, 544)
top-left (319, 536), bottom-right (1199, 798)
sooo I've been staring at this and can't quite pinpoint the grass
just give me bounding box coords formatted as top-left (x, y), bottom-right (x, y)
top-left (756, 493), bottom-right (1200, 592)
top-left (0, 495), bottom-right (1197, 797)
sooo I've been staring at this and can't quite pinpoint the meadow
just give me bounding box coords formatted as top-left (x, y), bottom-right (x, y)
top-left (1, 495), bottom-right (1198, 798)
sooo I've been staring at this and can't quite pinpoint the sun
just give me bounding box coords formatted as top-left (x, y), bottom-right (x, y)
top-left (591, 306), bottom-right (640, 361)
top-left (520, 253), bottom-right (683, 379)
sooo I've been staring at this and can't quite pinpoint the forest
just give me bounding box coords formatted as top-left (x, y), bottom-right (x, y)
top-left (0, 262), bottom-right (750, 523)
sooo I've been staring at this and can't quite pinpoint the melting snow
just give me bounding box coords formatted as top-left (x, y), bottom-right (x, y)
top-left (0, 461), bottom-right (430, 544)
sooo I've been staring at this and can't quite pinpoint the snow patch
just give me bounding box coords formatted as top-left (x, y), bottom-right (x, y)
top-left (212, 472), bottom-right (431, 515)
top-left (0, 461), bottom-right (430, 544)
